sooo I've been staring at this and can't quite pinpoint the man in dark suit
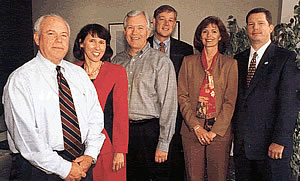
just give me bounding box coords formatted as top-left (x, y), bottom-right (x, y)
top-left (148, 5), bottom-right (193, 77)
top-left (233, 8), bottom-right (299, 181)
top-left (148, 5), bottom-right (193, 181)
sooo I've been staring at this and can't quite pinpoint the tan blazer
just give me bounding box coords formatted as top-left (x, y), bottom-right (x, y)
top-left (178, 53), bottom-right (238, 139)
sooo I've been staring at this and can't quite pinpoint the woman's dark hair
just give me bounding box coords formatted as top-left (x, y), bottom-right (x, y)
top-left (193, 16), bottom-right (229, 54)
top-left (73, 24), bottom-right (113, 62)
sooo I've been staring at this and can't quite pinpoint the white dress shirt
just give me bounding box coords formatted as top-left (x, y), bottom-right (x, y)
top-left (248, 40), bottom-right (271, 69)
top-left (3, 52), bottom-right (105, 179)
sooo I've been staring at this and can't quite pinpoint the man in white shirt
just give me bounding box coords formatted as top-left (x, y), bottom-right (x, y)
top-left (3, 14), bottom-right (105, 181)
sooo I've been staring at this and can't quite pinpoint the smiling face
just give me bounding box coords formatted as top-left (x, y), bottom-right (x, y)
top-left (247, 12), bottom-right (274, 49)
top-left (201, 23), bottom-right (221, 50)
top-left (34, 16), bottom-right (69, 65)
top-left (153, 11), bottom-right (176, 41)
top-left (124, 13), bottom-right (151, 56)
top-left (80, 33), bottom-right (106, 63)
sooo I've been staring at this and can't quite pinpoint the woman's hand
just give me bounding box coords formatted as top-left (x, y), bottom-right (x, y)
top-left (193, 125), bottom-right (212, 145)
top-left (207, 131), bottom-right (217, 141)
top-left (112, 152), bottom-right (125, 172)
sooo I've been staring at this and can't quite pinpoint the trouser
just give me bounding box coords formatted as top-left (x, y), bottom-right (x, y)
top-left (127, 118), bottom-right (169, 181)
top-left (9, 151), bottom-right (93, 181)
top-left (182, 127), bottom-right (232, 181)
top-left (234, 144), bottom-right (293, 181)
top-left (168, 111), bottom-right (186, 181)
top-left (168, 134), bottom-right (185, 181)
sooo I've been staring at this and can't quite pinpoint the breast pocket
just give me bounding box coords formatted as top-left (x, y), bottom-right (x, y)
top-left (134, 70), bottom-right (157, 97)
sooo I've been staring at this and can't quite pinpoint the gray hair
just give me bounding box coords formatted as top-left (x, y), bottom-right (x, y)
top-left (123, 10), bottom-right (151, 30)
top-left (33, 14), bottom-right (70, 35)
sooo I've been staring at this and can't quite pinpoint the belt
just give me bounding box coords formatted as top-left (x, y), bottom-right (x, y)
top-left (56, 149), bottom-right (84, 161)
top-left (12, 150), bottom-right (81, 162)
top-left (129, 118), bottom-right (159, 124)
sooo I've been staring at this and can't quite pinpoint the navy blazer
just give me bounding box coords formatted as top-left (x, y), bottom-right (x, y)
top-left (233, 43), bottom-right (298, 160)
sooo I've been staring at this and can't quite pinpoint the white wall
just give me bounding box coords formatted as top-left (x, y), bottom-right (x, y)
top-left (32, 0), bottom-right (280, 60)
top-left (281, 0), bottom-right (298, 23)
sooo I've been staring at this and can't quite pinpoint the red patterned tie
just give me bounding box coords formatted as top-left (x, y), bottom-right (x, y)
top-left (159, 42), bottom-right (165, 53)
top-left (56, 66), bottom-right (83, 160)
top-left (247, 52), bottom-right (258, 87)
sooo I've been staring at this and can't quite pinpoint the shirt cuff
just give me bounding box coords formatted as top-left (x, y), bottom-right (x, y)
top-left (84, 147), bottom-right (100, 162)
top-left (58, 159), bottom-right (72, 179)
top-left (156, 140), bottom-right (170, 152)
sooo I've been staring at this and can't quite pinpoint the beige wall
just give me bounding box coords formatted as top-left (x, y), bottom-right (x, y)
top-left (32, 0), bottom-right (280, 60)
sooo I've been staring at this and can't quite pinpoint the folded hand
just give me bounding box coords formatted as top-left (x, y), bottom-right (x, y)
top-left (73, 155), bottom-right (93, 173)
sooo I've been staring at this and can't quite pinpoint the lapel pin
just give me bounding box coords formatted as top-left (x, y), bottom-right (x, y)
top-left (264, 62), bottom-right (269, 65)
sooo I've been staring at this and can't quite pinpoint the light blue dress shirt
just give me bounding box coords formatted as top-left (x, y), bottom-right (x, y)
top-left (153, 36), bottom-right (171, 57)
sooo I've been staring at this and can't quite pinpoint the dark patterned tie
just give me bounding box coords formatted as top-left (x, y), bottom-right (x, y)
top-left (159, 42), bottom-right (165, 53)
top-left (247, 52), bottom-right (258, 87)
top-left (56, 66), bottom-right (83, 160)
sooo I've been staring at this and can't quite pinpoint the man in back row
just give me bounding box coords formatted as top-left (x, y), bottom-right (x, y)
top-left (3, 14), bottom-right (105, 180)
top-left (148, 5), bottom-right (193, 180)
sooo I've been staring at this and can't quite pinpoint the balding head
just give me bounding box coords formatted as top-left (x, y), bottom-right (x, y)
top-left (33, 15), bottom-right (70, 65)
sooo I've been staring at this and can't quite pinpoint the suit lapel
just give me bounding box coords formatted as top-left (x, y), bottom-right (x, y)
top-left (170, 37), bottom-right (176, 60)
top-left (194, 54), bottom-right (205, 97)
top-left (148, 36), bottom-right (154, 47)
top-left (238, 50), bottom-right (250, 93)
top-left (245, 44), bottom-right (275, 97)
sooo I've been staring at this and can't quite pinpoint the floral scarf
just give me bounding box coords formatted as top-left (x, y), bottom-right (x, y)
top-left (196, 50), bottom-right (218, 120)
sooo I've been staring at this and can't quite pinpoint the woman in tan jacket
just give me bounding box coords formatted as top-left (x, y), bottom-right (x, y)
top-left (178, 16), bottom-right (238, 181)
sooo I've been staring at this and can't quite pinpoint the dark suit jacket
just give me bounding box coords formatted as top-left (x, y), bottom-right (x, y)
top-left (233, 43), bottom-right (298, 160)
top-left (148, 36), bottom-right (193, 136)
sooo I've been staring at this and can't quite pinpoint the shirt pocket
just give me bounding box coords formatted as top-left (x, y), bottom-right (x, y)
top-left (134, 70), bottom-right (157, 97)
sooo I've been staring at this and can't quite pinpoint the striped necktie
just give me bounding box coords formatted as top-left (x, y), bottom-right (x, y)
top-left (159, 42), bottom-right (166, 53)
top-left (247, 52), bottom-right (258, 87)
top-left (56, 66), bottom-right (83, 160)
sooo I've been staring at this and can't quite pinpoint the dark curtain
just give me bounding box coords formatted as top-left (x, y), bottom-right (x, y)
top-left (0, 0), bottom-right (34, 115)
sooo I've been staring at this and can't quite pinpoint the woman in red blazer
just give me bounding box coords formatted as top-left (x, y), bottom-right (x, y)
top-left (73, 24), bottom-right (129, 181)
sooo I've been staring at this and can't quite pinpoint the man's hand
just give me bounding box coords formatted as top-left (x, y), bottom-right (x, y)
top-left (73, 155), bottom-right (93, 173)
top-left (155, 149), bottom-right (168, 163)
top-left (64, 162), bottom-right (85, 181)
top-left (268, 143), bottom-right (284, 159)
top-left (112, 152), bottom-right (125, 172)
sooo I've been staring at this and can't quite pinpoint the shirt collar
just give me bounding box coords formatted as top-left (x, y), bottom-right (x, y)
top-left (153, 35), bottom-right (170, 47)
top-left (37, 51), bottom-right (65, 73)
top-left (126, 42), bottom-right (151, 58)
top-left (250, 40), bottom-right (271, 59)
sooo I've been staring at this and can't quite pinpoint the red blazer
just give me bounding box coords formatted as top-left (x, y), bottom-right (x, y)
top-left (75, 61), bottom-right (129, 155)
